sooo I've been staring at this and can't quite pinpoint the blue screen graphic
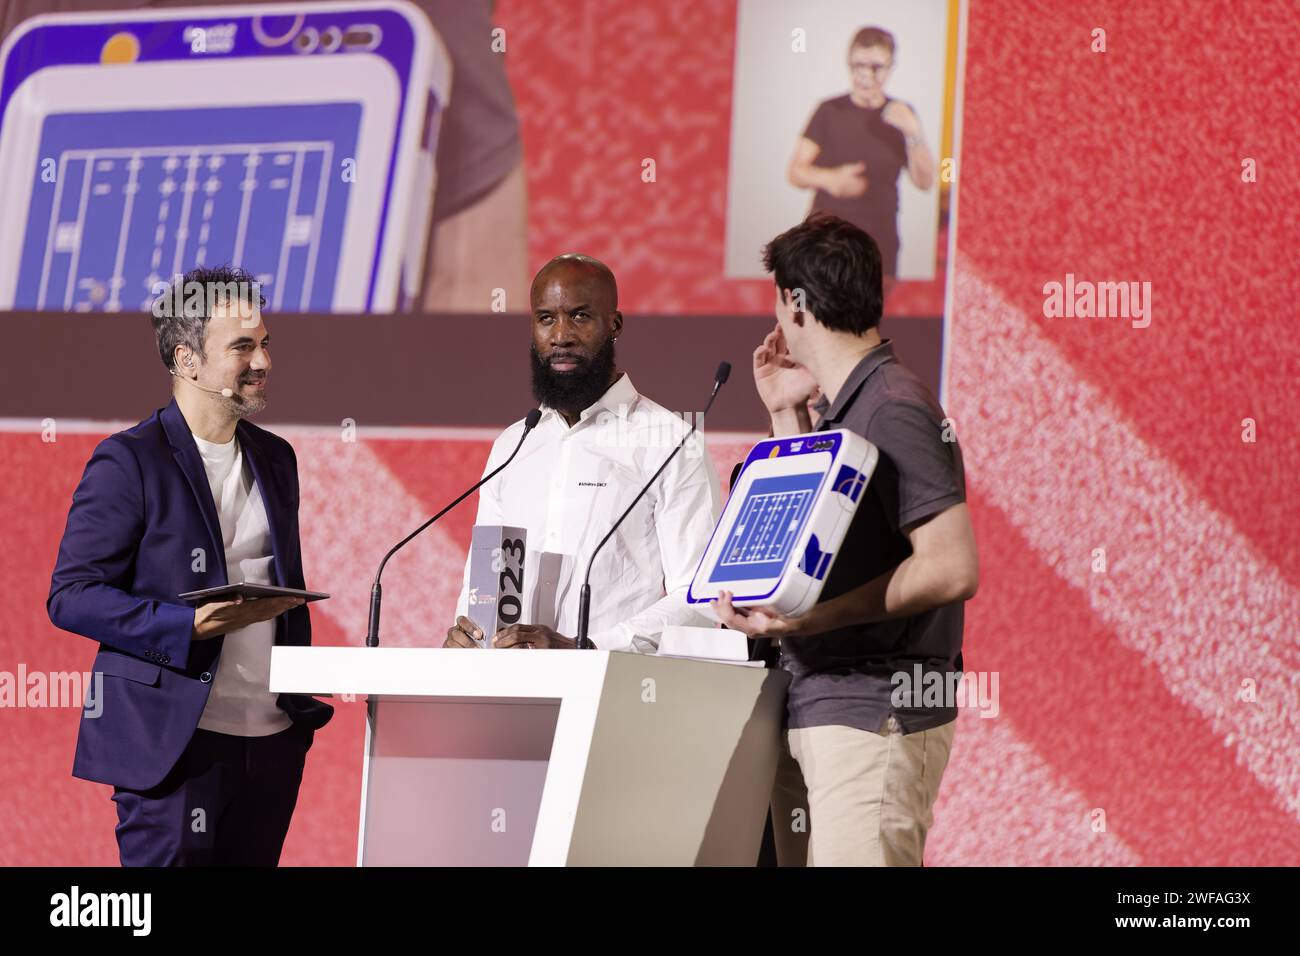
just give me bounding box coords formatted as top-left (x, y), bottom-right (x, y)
top-left (709, 471), bottom-right (823, 584)
top-left (16, 102), bottom-right (360, 312)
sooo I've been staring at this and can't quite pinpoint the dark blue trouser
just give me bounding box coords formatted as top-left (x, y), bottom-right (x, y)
top-left (111, 723), bottom-right (312, 866)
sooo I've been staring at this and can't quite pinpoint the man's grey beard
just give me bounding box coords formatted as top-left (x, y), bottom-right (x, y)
top-left (217, 385), bottom-right (266, 417)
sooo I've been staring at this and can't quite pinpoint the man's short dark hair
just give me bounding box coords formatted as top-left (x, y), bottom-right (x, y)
top-left (850, 26), bottom-right (896, 58)
top-left (761, 214), bottom-right (884, 334)
top-left (151, 265), bottom-right (265, 370)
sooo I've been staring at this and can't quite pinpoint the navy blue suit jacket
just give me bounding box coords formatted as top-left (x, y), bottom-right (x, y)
top-left (48, 398), bottom-right (333, 791)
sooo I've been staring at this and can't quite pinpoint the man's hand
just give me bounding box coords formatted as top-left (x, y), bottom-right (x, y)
top-left (492, 624), bottom-right (577, 649)
top-left (444, 615), bottom-right (485, 648)
top-left (192, 596), bottom-right (304, 641)
top-left (754, 324), bottom-right (818, 415)
top-left (881, 101), bottom-right (921, 140)
top-left (826, 161), bottom-right (868, 198)
top-left (881, 102), bottom-right (934, 189)
top-left (711, 590), bottom-right (821, 642)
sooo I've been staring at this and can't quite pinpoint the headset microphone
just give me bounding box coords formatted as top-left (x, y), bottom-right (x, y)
top-left (170, 368), bottom-right (235, 399)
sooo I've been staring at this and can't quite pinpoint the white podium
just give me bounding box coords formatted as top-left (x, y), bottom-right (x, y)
top-left (270, 647), bottom-right (789, 866)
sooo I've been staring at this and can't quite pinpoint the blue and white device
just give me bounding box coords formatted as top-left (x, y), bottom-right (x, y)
top-left (687, 429), bottom-right (878, 617)
top-left (0, 3), bottom-right (450, 313)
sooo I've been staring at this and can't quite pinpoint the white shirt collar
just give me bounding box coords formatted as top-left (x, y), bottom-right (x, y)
top-left (539, 372), bottom-right (639, 426)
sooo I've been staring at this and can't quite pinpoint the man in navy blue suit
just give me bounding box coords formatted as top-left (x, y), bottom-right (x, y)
top-left (48, 266), bottom-right (333, 866)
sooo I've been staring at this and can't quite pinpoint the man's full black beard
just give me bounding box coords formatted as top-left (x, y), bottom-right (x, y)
top-left (530, 337), bottom-right (617, 417)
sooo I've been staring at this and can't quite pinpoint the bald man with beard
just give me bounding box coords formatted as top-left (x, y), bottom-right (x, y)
top-left (445, 255), bottom-right (722, 652)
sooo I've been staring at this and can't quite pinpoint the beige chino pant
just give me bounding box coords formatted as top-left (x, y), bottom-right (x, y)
top-left (770, 717), bottom-right (956, 866)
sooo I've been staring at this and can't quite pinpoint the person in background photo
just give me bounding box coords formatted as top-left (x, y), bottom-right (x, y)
top-left (787, 25), bottom-right (936, 282)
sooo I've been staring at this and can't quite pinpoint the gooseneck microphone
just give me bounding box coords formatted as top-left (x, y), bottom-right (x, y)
top-left (365, 409), bottom-right (542, 647)
top-left (575, 362), bottom-right (730, 649)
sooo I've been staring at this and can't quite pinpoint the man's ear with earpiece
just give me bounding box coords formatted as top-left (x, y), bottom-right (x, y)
top-left (782, 288), bottom-right (806, 326)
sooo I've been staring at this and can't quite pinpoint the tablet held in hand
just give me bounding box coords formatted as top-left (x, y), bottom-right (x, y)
top-left (178, 583), bottom-right (330, 604)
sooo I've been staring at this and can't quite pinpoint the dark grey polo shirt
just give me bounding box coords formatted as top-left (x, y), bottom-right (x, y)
top-left (780, 340), bottom-right (967, 735)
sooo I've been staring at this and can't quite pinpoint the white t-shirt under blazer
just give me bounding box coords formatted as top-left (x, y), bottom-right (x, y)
top-left (192, 433), bottom-right (293, 737)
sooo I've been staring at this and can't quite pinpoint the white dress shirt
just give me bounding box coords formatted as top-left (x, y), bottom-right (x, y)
top-left (191, 433), bottom-right (292, 737)
top-left (455, 373), bottom-right (722, 653)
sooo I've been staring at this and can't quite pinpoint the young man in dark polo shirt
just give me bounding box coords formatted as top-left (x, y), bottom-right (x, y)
top-left (713, 213), bottom-right (978, 866)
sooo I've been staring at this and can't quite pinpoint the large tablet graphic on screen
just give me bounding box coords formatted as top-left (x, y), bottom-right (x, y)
top-left (0, 3), bottom-right (450, 313)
